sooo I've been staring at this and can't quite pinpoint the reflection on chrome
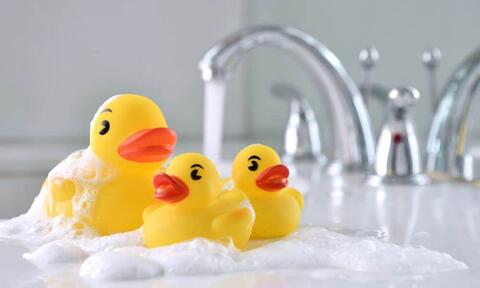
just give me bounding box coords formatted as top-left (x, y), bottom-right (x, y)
top-left (427, 48), bottom-right (480, 180)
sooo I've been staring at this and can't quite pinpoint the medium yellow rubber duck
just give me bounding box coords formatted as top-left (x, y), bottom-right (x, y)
top-left (44, 94), bottom-right (177, 235)
top-left (232, 144), bottom-right (304, 238)
top-left (143, 153), bottom-right (254, 249)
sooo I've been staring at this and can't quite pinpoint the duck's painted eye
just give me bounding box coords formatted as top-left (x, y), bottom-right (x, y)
top-left (191, 169), bottom-right (202, 180)
top-left (99, 120), bottom-right (110, 135)
top-left (248, 160), bottom-right (259, 171)
top-left (248, 155), bottom-right (261, 171)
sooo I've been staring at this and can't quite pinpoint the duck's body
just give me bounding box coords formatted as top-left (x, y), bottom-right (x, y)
top-left (90, 170), bottom-right (160, 234)
top-left (232, 144), bottom-right (304, 239)
top-left (46, 159), bottom-right (158, 234)
top-left (143, 190), bottom-right (252, 248)
top-left (44, 94), bottom-right (177, 235)
top-left (247, 188), bottom-right (302, 238)
top-left (143, 153), bottom-right (254, 249)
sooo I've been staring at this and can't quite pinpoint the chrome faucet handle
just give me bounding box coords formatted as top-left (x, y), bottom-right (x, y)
top-left (388, 86), bottom-right (419, 109)
top-left (359, 45), bottom-right (379, 70)
top-left (367, 87), bottom-right (429, 185)
top-left (421, 47), bottom-right (442, 113)
top-left (359, 46), bottom-right (379, 106)
top-left (271, 82), bottom-right (325, 163)
top-left (422, 47), bottom-right (441, 70)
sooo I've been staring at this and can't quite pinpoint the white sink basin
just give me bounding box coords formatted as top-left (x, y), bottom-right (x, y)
top-left (2, 160), bottom-right (480, 287)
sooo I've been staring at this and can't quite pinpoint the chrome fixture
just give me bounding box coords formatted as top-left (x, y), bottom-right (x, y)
top-left (358, 46), bottom-right (389, 105)
top-left (359, 46), bottom-right (379, 106)
top-left (426, 48), bottom-right (480, 180)
top-left (422, 47), bottom-right (442, 113)
top-left (368, 87), bottom-right (429, 185)
top-left (270, 82), bottom-right (325, 163)
top-left (199, 25), bottom-right (375, 170)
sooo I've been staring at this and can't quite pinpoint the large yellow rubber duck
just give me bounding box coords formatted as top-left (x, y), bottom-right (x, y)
top-left (44, 94), bottom-right (177, 235)
top-left (232, 144), bottom-right (304, 238)
top-left (143, 153), bottom-right (254, 249)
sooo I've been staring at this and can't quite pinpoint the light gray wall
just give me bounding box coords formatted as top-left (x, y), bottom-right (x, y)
top-left (243, 0), bottom-right (480, 151)
top-left (1, 0), bottom-right (480, 151)
top-left (0, 0), bottom-right (247, 143)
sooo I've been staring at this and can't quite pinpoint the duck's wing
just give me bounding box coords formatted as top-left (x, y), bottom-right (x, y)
top-left (285, 187), bottom-right (304, 209)
top-left (211, 207), bottom-right (254, 248)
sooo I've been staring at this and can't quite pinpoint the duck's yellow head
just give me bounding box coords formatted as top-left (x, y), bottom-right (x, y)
top-left (152, 153), bottom-right (222, 207)
top-left (232, 144), bottom-right (289, 194)
top-left (90, 94), bottom-right (176, 171)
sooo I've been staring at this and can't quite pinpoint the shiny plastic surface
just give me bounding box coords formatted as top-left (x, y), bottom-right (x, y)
top-left (143, 153), bottom-right (254, 249)
top-left (232, 144), bottom-right (304, 238)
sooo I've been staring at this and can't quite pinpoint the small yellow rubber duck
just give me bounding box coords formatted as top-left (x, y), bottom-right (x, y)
top-left (232, 144), bottom-right (304, 238)
top-left (143, 153), bottom-right (254, 249)
top-left (44, 94), bottom-right (177, 235)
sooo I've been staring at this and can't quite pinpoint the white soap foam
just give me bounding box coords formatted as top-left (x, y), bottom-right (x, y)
top-left (1, 206), bottom-right (468, 281)
top-left (79, 250), bottom-right (163, 281)
top-left (0, 148), bottom-right (115, 247)
top-left (46, 148), bottom-right (116, 225)
top-left (0, 188), bottom-right (88, 247)
top-left (144, 238), bottom-right (241, 275)
top-left (74, 227), bottom-right (466, 280)
top-left (72, 228), bottom-right (142, 254)
top-left (23, 240), bottom-right (88, 266)
top-left (242, 228), bottom-right (467, 274)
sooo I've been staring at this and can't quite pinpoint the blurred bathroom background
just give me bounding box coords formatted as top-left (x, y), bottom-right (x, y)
top-left (1, 0), bottom-right (480, 217)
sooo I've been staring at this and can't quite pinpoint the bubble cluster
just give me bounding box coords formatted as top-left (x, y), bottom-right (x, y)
top-left (45, 147), bottom-right (116, 234)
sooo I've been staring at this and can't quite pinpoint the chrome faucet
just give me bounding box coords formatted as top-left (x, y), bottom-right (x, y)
top-left (368, 87), bottom-right (429, 185)
top-left (426, 48), bottom-right (480, 180)
top-left (270, 82), bottom-right (325, 163)
top-left (198, 25), bottom-right (375, 170)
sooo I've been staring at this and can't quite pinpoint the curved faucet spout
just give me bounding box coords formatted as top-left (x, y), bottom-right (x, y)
top-left (199, 25), bottom-right (375, 170)
top-left (426, 48), bottom-right (480, 179)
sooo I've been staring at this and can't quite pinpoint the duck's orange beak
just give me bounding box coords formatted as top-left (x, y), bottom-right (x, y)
top-left (153, 173), bottom-right (189, 203)
top-left (255, 164), bottom-right (289, 192)
top-left (118, 128), bottom-right (177, 162)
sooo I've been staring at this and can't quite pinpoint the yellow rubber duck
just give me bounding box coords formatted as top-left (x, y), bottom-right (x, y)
top-left (143, 153), bottom-right (254, 249)
top-left (44, 94), bottom-right (177, 235)
top-left (232, 144), bottom-right (304, 238)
